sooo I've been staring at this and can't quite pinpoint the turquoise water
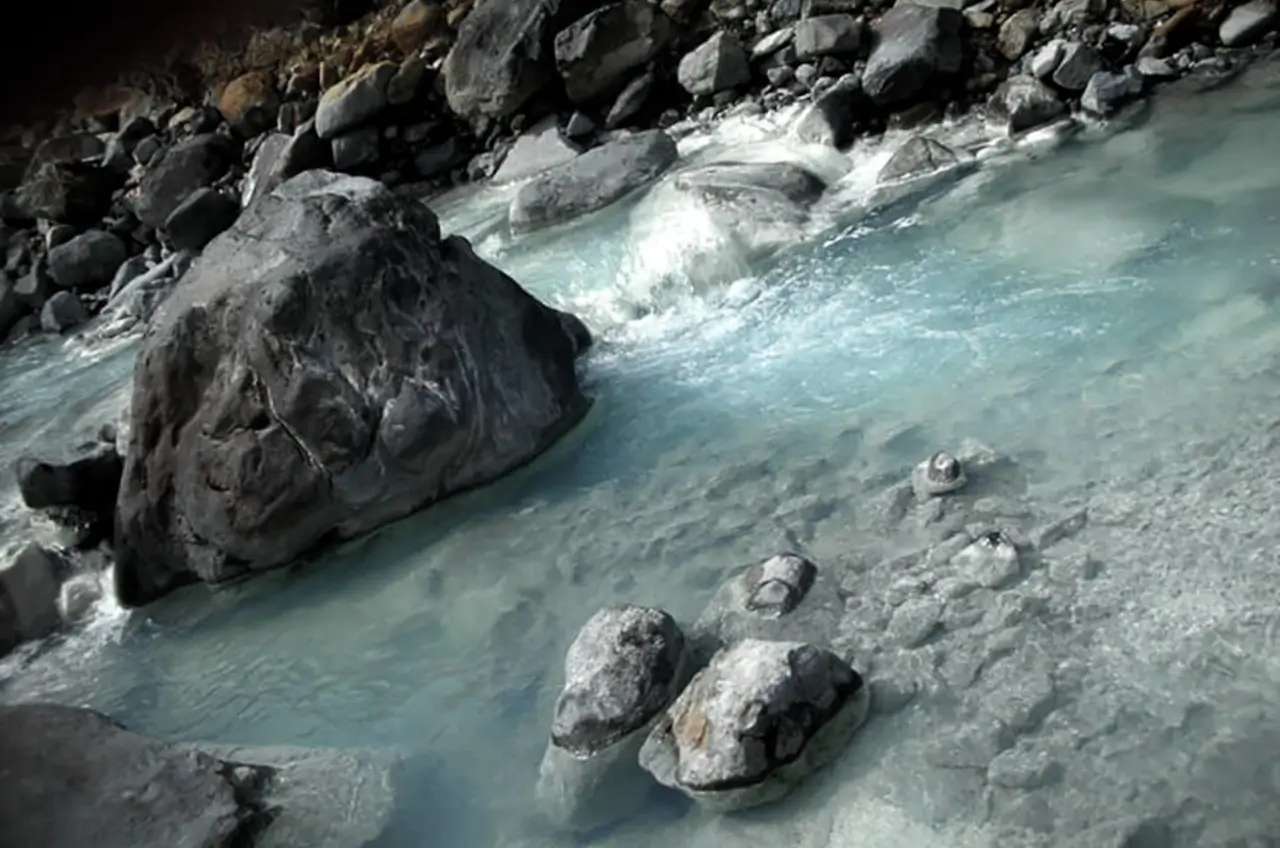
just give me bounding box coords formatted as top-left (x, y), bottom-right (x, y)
top-left (5, 65), bottom-right (1280, 846)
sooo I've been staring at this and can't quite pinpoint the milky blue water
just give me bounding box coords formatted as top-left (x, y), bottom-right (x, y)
top-left (5, 63), bottom-right (1280, 847)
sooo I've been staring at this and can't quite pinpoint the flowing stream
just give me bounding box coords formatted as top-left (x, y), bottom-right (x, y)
top-left (4, 66), bottom-right (1280, 847)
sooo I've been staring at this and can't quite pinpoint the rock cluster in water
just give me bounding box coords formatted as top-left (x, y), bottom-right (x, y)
top-left (0, 0), bottom-right (1273, 341)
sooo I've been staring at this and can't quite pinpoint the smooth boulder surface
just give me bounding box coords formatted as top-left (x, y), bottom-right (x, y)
top-left (861, 3), bottom-right (964, 107)
top-left (114, 170), bottom-right (593, 607)
top-left (878, 135), bottom-right (964, 183)
top-left (445, 0), bottom-right (608, 118)
top-left (493, 118), bottom-right (583, 183)
top-left (0, 545), bottom-right (66, 656)
top-left (677, 31), bottom-right (752, 96)
top-left (536, 604), bottom-right (690, 828)
top-left (638, 638), bottom-right (869, 811)
top-left (47, 229), bottom-right (127, 290)
top-left (40, 290), bottom-right (88, 332)
top-left (688, 553), bottom-right (843, 665)
top-left (509, 129), bottom-right (678, 233)
top-left (164, 187), bottom-right (241, 251)
top-left (554, 1), bottom-right (674, 104)
top-left (16, 433), bottom-right (123, 545)
top-left (315, 62), bottom-right (397, 140)
top-left (0, 703), bottom-right (275, 848)
top-left (793, 74), bottom-right (865, 147)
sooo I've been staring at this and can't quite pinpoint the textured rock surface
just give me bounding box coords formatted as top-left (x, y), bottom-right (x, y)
top-left (315, 62), bottom-right (397, 139)
top-left (639, 638), bottom-right (868, 811)
top-left (164, 187), bottom-right (241, 251)
top-left (47, 230), bottom-right (127, 291)
top-left (678, 31), bottom-right (752, 96)
top-left (689, 553), bottom-right (843, 664)
top-left (862, 4), bottom-right (964, 107)
top-left (793, 74), bottom-right (864, 147)
top-left (16, 433), bottom-right (123, 544)
top-left (0, 545), bottom-right (65, 655)
top-left (114, 170), bottom-right (592, 607)
top-left (509, 129), bottom-right (677, 232)
top-left (879, 135), bottom-right (964, 183)
top-left (536, 604), bottom-right (690, 828)
top-left (987, 75), bottom-right (1067, 133)
top-left (0, 703), bottom-right (275, 848)
top-left (554, 1), bottom-right (674, 104)
top-left (131, 134), bottom-right (236, 228)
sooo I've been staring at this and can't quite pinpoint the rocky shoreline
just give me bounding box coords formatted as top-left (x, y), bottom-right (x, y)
top-left (0, 0), bottom-right (1275, 344)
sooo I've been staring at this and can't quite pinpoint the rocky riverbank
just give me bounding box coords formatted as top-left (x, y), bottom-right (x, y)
top-left (0, 0), bottom-right (1276, 343)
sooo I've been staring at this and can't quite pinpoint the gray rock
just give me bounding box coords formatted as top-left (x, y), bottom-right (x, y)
top-left (606, 70), bottom-right (656, 128)
top-left (987, 746), bottom-right (1062, 789)
top-left (13, 264), bottom-right (53, 308)
top-left (47, 230), bottom-right (127, 291)
top-left (493, 118), bottom-right (583, 183)
top-left (58, 573), bottom-right (104, 624)
top-left (1030, 39), bottom-right (1065, 79)
top-left (886, 595), bottom-right (942, 647)
top-left (878, 135), bottom-right (963, 183)
top-left (1081, 67), bottom-right (1144, 114)
top-left (951, 530), bottom-right (1021, 589)
top-left (315, 63), bottom-right (397, 140)
top-left (536, 604), bottom-right (690, 828)
top-left (998, 8), bottom-right (1041, 60)
top-left (566, 111), bottom-right (597, 137)
top-left (793, 73), bottom-right (864, 147)
top-left (554, 1), bottom-right (674, 104)
top-left (1051, 42), bottom-right (1104, 91)
top-left (509, 129), bottom-right (677, 233)
top-left (1039, 0), bottom-right (1103, 35)
top-left (132, 134), bottom-right (236, 229)
top-left (243, 123), bottom-right (333, 209)
top-left (678, 31), bottom-right (753, 96)
top-left (445, 0), bottom-right (581, 118)
top-left (330, 126), bottom-right (382, 171)
top-left (1136, 55), bottom-right (1177, 79)
top-left (107, 255), bottom-right (149, 299)
top-left (0, 271), bottom-right (23, 336)
top-left (862, 3), bottom-right (964, 107)
top-left (639, 639), bottom-right (869, 811)
top-left (16, 436), bottom-right (123, 543)
top-left (132, 135), bottom-right (162, 166)
top-left (0, 704), bottom-right (275, 848)
top-left (987, 74), bottom-right (1067, 133)
top-left (40, 290), bottom-right (88, 333)
top-left (1219, 0), bottom-right (1277, 46)
top-left (912, 450), bottom-right (967, 497)
top-left (46, 224), bottom-right (77, 251)
top-left (113, 170), bottom-right (592, 607)
top-left (793, 14), bottom-right (863, 61)
top-left (752, 26), bottom-right (796, 59)
top-left (164, 188), bottom-right (241, 252)
top-left (0, 545), bottom-right (64, 655)
top-left (689, 553), bottom-right (843, 664)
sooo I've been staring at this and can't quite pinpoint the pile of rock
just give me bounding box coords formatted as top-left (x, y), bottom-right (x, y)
top-left (534, 552), bottom-right (870, 830)
top-left (0, 0), bottom-right (1275, 345)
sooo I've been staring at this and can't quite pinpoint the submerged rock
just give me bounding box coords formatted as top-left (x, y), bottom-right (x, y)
top-left (536, 604), bottom-right (690, 828)
top-left (114, 170), bottom-right (592, 607)
top-left (509, 129), bottom-right (677, 233)
top-left (689, 553), bottom-right (843, 664)
top-left (951, 529), bottom-right (1022, 589)
top-left (878, 135), bottom-right (964, 183)
top-left (639, 638), bottom-right (869, 811)
top-left (0, 704), bottom-right (275, 848)
top-left (912, 450), bottom-right (967, 497)
top-left (861, 4), bottom-right (964, 107)
top-left (493, 118), bottom-right (583, 183)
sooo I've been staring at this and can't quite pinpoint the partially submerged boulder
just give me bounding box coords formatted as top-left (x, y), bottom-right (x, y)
top-left (688, 553), bottom-right (843, 664)
top-left (114, 170), bottom-right (593, 607)
top-left (536, 604), bottom-right (690, 829)
top-left (509, 129), bottom-right (678, 233)
top-left (638, 638), bottom-right (869, 811)
top-left (0, 545), bottom-right (67, 656)
top-left (16, 431), bottom-right (123, 546)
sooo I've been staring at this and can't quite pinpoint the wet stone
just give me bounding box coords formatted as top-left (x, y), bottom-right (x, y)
top-left (951, 530), bottom-right (1021, 589)
top-left (913, 450), bottom-right (967, 498)
top-left (887, 595), bottom-right (942, 648)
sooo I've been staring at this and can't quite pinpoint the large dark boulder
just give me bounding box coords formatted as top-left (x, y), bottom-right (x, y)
top-left (16, 432), bottom-right (124, 548)
top-left (130, 134), bottom-right (237, 229)
top-left (554, 1), bottom-right (675, 104)
top-left (444, 0), bottom-right (610, 118)
top-left (0, 704), bottom-right (274, 848)
top-left (861, 3), bottom-right (964, 107)
top-left (114, 170), bottom-right (593, 607)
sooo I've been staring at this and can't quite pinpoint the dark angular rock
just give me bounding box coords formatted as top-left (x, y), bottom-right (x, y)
top-left (164, 188), bottom-right (241, 252)
top-left (0, 271), bottom-right (25, 337)
top-left (132, 134), bottom-right (237, 229)
top-left (47, 230), bottom-right (127, 291)
top-left (605, 70), bottom-right (656, 128)
top-left (40, 291), bottom-right (88, 333)
top-left (330, 126), bottom-right (382, 171)
top-left (555, 1), bottom-right (674, 104)
top-left (0, 704), bottom-right (276, 848)
top-left (678, 31), bottom-right (753, 96)
top-left (16, 436), bottom-right (123, 547)
top-left (1081, 67), bottom-right (1145, 114)
top-left (509, 129), bottom-right (678, 233)
top-left (793, 73), bottom-right (865, 147)
top-left (114, 170), bottom-right (593, 607)
top-left (315, 63), bottom-right (397, 140)
top-left (862, 4), bottom-right (964, 107)
top-left (0, 546), bottom-right (65, 654)
top-left (879, 135), bottom-right (964, 182)
top-left (793, 14), bottom-right (863, 61)
top-left (1051, 42), bottom-right (1104, 91)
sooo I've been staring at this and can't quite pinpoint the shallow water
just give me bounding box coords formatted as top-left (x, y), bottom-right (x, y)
top-left (6, 65), bottom-right (1280, 847)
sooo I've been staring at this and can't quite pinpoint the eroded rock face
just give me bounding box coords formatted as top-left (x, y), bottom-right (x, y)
top-left (536, 604), bottom-right (689, 828)
top-left (114, 170), bottom-right (592, 607)
top-left (0, 703), bottom-right (275, 848)
top-left (638, 638), bottom-right (868, 811)
top-left (689, 553), bottom-right (843, 664)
